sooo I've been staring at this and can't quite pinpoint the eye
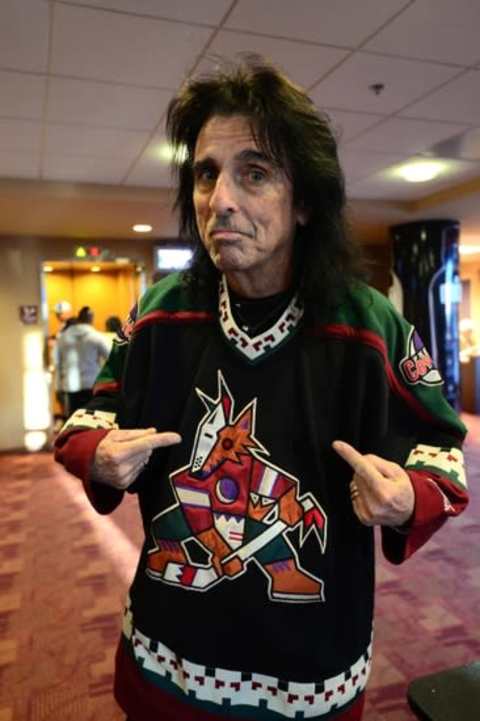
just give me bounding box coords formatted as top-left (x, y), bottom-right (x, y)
top-left (194, 166), bottom-right (217, 190)
top-left (245, 166), bottom-right (268, 184)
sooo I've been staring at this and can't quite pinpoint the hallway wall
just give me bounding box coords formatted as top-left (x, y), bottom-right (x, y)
top-left (0, 234), bottom-right (156, 451)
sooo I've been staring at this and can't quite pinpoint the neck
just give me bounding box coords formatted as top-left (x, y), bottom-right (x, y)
top-left (224, 266), bottom-right (292, 299)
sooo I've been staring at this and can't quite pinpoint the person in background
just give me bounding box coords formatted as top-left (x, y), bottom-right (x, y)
top-left (55, 58), bottom-right (468, 721)
top-left (48, 300), bottom-right (78, 425)
top-left (55, 305), bottom-right (110, 417)
top-left (103, 315), bottom-right (124, 350)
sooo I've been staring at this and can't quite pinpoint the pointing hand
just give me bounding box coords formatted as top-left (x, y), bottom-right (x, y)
top-left (91, 427), bottom-right (182, 490)
top-left (332, 440), bottom-right (414, 527)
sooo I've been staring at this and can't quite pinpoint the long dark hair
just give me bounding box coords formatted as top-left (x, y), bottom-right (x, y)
top-left (166, 56), bottom-right (365, 310)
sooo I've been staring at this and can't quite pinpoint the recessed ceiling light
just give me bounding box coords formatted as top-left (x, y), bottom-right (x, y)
top-left (133, 224), bottom-right (153, 233)
top-left (397, 161), bottom-right (444, 183)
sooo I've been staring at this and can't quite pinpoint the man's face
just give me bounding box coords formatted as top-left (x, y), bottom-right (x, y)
top-left (193, 114), bottom-right (307, 297)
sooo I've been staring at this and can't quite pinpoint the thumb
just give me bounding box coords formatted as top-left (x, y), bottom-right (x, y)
top-left (363, 454), bottom-right (399, 479)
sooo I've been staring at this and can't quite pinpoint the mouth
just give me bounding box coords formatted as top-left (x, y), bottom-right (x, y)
top-left (210, 229), bottom-right (253, 243)
top-left (211, 229), bottom-right (243, 238)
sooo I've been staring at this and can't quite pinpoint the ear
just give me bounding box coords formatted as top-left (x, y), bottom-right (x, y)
top-left (295, 204), bottom-right (310, 227)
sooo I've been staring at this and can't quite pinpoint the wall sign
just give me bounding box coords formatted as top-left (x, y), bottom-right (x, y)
top-left (19, 305), bottom-right (38, 325)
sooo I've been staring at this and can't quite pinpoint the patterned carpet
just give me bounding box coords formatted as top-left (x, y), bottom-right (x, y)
top-left (0, 415), bottom-right (479, 721)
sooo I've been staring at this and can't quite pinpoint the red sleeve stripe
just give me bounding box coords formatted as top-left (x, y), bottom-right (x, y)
top-left (93, 380), bottom-right (120, 395)
top-left (134, 310), bottom-right (215, 333)
top-left (308, 323), bottom-right (461, 437)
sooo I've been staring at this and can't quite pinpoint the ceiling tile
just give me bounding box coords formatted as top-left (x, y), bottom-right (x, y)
top-left (402, 70), bottom-right (480, 124)
top-left (0, 119), bottom-right (43, 152)
top-left (125, 159), bottom-right (174, 188)
top-left (0, 0), bottom-right (50, 73)
top-left (125, 134), bottom-right (176, 187)
top-left (63, 0), bottom-right (232, 25)
top-left (310, 52), bottom-right (460, 114)
top-left (51, 3), bottom-right (212, 88)
top-left (47, 77), bottom-right (171, 131)
top-left (430, 128), bottom-right (480, 161)
top-left (349, 157), bottom-right (480, 200)
top-left (43, 154), bottom-right (132, 184)
top-left (339, 148), bottom-right (406, 183)
top-left (45, 125), bottom-right (150, 159)
top-left (0, 149), bottom-right (40, 179)
top-left (347, 178), bottom-right (422, 201)
top-left (347, 117), bottom-right (469, 154)
top-left (0, 70), bottom-right (47, 120)
top-left (197, 31), bottom-right (348, 87)
top-left (322, 109), bottom-right (385, 143)
top-left (226, 0), bottom-right (408, 47)
top-left (366, 0), bottom-right (480, 66)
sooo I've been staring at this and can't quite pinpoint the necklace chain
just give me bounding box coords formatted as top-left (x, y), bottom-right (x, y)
top-left (232, 295), bottom-right (290, 336)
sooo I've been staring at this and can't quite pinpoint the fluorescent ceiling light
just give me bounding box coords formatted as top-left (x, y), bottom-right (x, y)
top-left (156, 142), bottom-right (188, 164)
top-left (133, 224), bottom-right (153, 233)
top-left (459, 245), bottom-right (480, 255)
top-left (397, 161), bottom-right (444, 183)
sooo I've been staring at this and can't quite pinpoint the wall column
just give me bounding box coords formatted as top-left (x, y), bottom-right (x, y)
top-left (390, 219), bottom-right (461, 407)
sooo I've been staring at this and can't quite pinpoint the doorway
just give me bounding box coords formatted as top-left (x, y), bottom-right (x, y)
top-left (42, 259), bottom-right (145, 424)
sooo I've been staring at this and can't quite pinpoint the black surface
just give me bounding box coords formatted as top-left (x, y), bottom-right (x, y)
top-left (407, 662), bottom-right (480, 721)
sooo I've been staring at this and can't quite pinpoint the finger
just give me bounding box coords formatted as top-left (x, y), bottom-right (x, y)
top-left (332, 440), bottom-right (384, 490)
top-left (111, 428), bottom-right (157, 442)
top-left (350, 490), bottom-right (375, 527)
top-left (112, 432), bottom-right (182, 461)
top-left (117, 456), bottom-right (149, 487)
top-left (350, 480), bottom-right (361, 501)
top-left (130, 459), bottom-right (149, 482)
top-left (132, 432), bottom-right (182, 452)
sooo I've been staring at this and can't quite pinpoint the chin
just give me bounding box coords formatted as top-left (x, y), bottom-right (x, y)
top-left (210, 248), bottom-right (246, 272)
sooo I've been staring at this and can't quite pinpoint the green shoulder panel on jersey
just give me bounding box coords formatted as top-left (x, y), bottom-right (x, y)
top-left (137, 272), bottom-right (205, 317)
top-left (93, 341), bottom-right (126, 394)
top-left (323, 282), bottom-right (466, 440)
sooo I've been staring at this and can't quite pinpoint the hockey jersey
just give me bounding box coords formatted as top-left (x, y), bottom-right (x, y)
top-left (55, 272), bottom-right (468, 721)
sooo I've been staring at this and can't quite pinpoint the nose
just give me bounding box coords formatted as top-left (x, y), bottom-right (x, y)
top-left (208, 171), bottom-right (238, 215)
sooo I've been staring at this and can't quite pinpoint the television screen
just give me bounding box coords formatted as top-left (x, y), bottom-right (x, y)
top-left (155, 247), bottom-right (193, 271)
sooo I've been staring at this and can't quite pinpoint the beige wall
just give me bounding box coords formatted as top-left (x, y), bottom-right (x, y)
top-left (460, 257), bottom-right (480, 338)
top-left (0, 234), bottom-right (156, 451)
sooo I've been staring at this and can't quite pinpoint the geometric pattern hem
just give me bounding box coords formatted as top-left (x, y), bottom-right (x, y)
top-left (123, 598), bottom-right (372, 719)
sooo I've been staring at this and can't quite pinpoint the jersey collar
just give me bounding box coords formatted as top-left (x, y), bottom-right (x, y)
top-left (218, 275), bottom-right (304, 363)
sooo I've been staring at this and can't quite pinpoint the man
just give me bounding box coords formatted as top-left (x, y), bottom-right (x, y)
top-left (55, 305), bottom-right (110, 416)
top-left (55, 59), bottom-right (468, 721)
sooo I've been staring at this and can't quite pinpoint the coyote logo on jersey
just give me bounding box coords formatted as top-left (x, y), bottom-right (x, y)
top-left (146, 371), bottom-right (328, 602)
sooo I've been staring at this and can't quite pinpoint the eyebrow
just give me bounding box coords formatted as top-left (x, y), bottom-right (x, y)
top-left (193, 148), bottom-right (275, 174)
top-left (237, 149), bottom-right (273, 165)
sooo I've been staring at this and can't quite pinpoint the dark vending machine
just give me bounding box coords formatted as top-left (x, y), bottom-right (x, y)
top-left (391, 219), bottom-right (461, 408)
